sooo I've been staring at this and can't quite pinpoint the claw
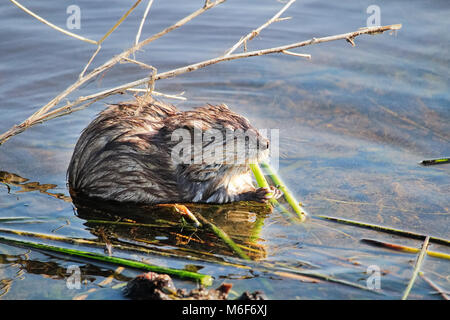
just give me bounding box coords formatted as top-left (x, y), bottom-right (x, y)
top-left (254, 186), bottom-right (283, 203)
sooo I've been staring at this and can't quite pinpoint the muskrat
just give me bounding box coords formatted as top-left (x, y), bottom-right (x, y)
top-left (67, 96), bottom-right (280, 204)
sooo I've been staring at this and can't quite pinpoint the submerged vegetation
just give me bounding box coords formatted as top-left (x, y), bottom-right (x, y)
top-left (1, 0), bottom-right (448, 300)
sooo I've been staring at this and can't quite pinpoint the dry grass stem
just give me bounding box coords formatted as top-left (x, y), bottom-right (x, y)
top-left (9, 0), bottom-right (97, 45)
top-left (98, 0), bottom-right (143, 44)
top-left (0, 0), bottom-right (226, 145)
top-left (135, 0), bottom-right (155, 48)
top-left (282, 50), bottom-right (311, 59)
top-left (79, 45), bottom-right (102, 79)
top-left (419, 273), bottom-right (449, 300)
top-left (223, 0), bottom-right (296, 56)
top-left (0, 0), bottom-right (400, 147)
top-left (90, 24), bottom-right (402, 106)
top-left (121, 57), bottom-right (155, 70)
top-left (145, 66), bottom-right (158, 97)
top-left (401, 236), bottom-right (430, 300)
top-left (127, 89), bottom-right (187, 100)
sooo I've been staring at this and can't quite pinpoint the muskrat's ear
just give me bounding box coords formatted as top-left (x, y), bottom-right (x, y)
top-left (220, 103), bottom-right (230, 110)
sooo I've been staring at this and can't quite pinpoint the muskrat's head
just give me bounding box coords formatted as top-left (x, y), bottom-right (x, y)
top-left (166, 104), bottom-right (270, 170)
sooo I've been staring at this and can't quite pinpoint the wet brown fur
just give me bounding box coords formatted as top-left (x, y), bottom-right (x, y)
top-left (68, 96), bottom-right (277, 204)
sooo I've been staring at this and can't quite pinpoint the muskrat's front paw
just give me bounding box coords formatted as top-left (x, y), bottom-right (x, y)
top-left (254, 186), bottom-right (283, 203)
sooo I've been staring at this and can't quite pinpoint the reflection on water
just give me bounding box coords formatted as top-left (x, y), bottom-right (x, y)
top-left (0, 171), bottom-right (71, 202)
top-left (1, 170), bottom-right (448, 299)
top-left (72, 193), bottom-right (272, 261)
top-left (0, 0), bottom-right (448, 299)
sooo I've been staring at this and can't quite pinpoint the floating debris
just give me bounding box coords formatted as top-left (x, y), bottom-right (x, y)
top-left (123, 272), bottom-right (265, 300)
top-left (420, 158), bottom-right (450, 166)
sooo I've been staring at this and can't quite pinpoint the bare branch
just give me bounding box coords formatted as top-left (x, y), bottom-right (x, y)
top-left (9, 0), bottom-right (97, 44)
top-left (42, 25), bottom-right (404, 122)
top-left (127, 89), bottom-right (187, 101)
top-left (79, 45), bottom-right (102, 78)
top-left (106, 24), bottom-right (403, 92)
top-left (121, 57), bottom-right (155, 70)
top-left (223, 0), bottom-right (296, 56)
top-left (4, 24), bottom-right (401, 145)
top-left (145, 66), bottom-right (158, 97)
top-left (0, 5), bottom-right (401, 147)
top-left (0, 0), bottom-right (226, 145)
top-left (98, 0), bottom-right (144, 44)
top-left (135, 0), bottom-right (154, 48)
top-left (282, 50), bottom-right (311, 59)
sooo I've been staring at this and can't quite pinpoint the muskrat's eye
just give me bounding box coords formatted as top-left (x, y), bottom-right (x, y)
top-left (266, 140), bottom-right (270, 149)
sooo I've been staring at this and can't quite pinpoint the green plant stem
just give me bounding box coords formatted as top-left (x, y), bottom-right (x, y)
top-left (402, 236), bottom-right (430, 300)
top-left (249, 163), bottom-right (303, 223)
top-left (193, 212), bottom-right (251, 261)
top-left (260, 161), bottom-right (308, 221)
top-left (420, 158), bottom-right (450, 166)
top-left (0, 234), bottom-right (213, 286)
top-left (315, 215), bottom-right (450, 246)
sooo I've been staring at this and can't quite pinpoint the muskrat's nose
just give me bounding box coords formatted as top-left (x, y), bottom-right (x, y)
top-left (266, 140), bottom-right (270, 149)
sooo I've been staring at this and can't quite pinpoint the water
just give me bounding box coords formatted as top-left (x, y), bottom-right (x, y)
top-left (0, 0), bottom-right (448, 300)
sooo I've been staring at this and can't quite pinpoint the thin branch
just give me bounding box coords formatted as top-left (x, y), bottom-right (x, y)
top-left (1, 24), bottom-right (401, 143)
top-left (9, 0), bottom-right (97, 44)
top-left (145, 66), bottom-right (158, 97)
top-left (121, 57), bottom-right (155, 70)
top-left (282, 50), bottom-right (311, 59)
top-left (0, 0), bottom-right (226, 146)
top-left (275, 16), bottom-right (292, 22)
top-left (135, 0), bottom-right (154, 47)
top-left (223, 0), bottom-right (296, 56)
top-left (77, 24), bottom-right (403, 103)
top-left (79, 45), bottom-right (102, 78)
top-left (0, 18), bottom-right (400, 145)
top-left (80, 0), bottom-right (144, 78)
top-left (401, 236), bottom-right (430, 300)
top-left (134, 0), bottom-right (227, 50)
top-left (419, 272), bottom-right (449, 300)
top-left (127, 89), bottom-right (187, 100)
top-left (98, 0), bottom-right (143, 45)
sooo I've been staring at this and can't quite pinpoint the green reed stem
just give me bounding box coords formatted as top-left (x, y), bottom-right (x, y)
top-left (315, 215), bottom-right (450, 246)
top-left (420, 158), bottom-right (450, 166)
top-left (193, 212), bottom-right (251, 261)
top-left (250, 163), bottom-right (306, 223)
top-left (260, 161), bottom-right (307, 222)
top-left (0, 234), bottom-right (213, 286)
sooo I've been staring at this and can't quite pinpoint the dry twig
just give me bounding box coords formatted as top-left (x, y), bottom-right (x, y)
top-left (223, 0), bottom-right (297, 56)
top-left (0, 0), bottom-right (401, 146)
top-left (0, 0), bottom-right (226, 145)
top-left (135, 0), bottom-right (155, 48)
top-left (9, 0), bottom-right (97, 44)
top-left (401, 236), bottom-right (430, 300)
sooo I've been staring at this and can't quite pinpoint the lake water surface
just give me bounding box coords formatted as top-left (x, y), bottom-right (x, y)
top-left (0, 0), bottom-right (448, 299)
